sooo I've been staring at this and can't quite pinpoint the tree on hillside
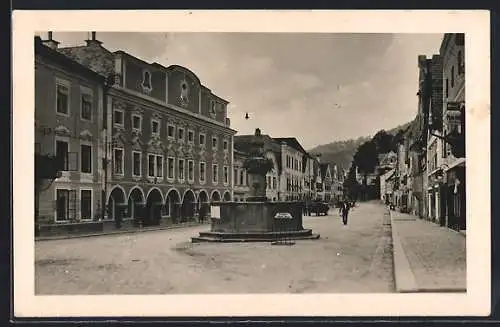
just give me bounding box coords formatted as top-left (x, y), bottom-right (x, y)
top-left (372, 129), bottom-right (394, 154)
top-left (353, 140), bottom-right (378, 174)
top-left (343, 164), bottom-right (360, 200)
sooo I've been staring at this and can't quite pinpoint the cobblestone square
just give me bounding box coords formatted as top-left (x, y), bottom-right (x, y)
top-left (35, 203), bottom-right (395, 294)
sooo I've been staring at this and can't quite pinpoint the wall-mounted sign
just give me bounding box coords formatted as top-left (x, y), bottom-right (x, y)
top-left (274, 212), bottom-right (293, 219)
top-left (210, 205), bottom-right (221, 219)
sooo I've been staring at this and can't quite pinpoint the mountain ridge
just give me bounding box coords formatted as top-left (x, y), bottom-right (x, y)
top-left (308, 122), bottom-right (412, 170)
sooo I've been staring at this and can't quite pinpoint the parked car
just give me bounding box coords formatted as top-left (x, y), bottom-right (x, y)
top-left (309, 201), bottom-right (330, 216)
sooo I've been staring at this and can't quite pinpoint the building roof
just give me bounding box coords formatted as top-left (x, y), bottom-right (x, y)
top-left (272, 137), bottom-right (308, 155)
top-left (35, 37), bottom-right (106, 82)
top-left (57, 42), bottom-right (115, 77)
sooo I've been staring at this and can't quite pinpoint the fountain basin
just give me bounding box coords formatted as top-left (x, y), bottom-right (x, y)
top-left (191, 201), bottom-right (320, 243)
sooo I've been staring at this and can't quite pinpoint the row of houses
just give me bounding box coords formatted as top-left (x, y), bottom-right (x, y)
top-left (233, 133), bottom-right (346, 204)
top-left (380, 33), bottom-right (466, 231)
top-left (35, 32), bottom-right (346, 233)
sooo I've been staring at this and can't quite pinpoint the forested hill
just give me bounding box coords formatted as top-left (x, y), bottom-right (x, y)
top-left (308, 122), bottom-right (412, 170)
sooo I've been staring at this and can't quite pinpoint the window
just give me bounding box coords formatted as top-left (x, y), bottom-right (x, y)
top-left (199, 133), bottom-right (206, 147)
top-left (151, 119), bottom-right (160, 136)
top-left (178, 128), bottom-right (185, 141)
top-left (212, 136), bottom-right (218, 149)
top-left (188, 130), bottom-right (194, 144)
top-left (224, 166), bottom-right (229, 184)
top-left (80, 144), bottom-right (92, 173)
top-left (56, 83), bottom-right (69, 115)
top-left (199, 162), bottom-right (206, 182)
top-left (234, 169), bottom-right (238, 185)
top-left (188, 160), bottom-right (194, 182)
top-left (113, 148), bottom-right (124, 175)
top-left (240, 170), bottom-right (244, 185)
top-left (80, 190), bottom-right (92, 220)
top-left (56, 189), bottom-right (76, 222)
top-left (156, 155), bottom-right (163, 178)
top-left (81, 93), bottom-right (92, 121)
top-left (445, 78), bottom-right (449, 98)
top-left (223, 140), bottom-right (228, 151)
top-left (148, 154), bottom-right (155, 177)
top-left (132, 114), bottom-right (142, 131)
top-left (56, 140), bottom-right (69, 171)
top-left (273, 177), bottom-right (277, 189)
top-left (212, 164), bottom-right (218, 183)
top-left (178, 159), bottom-right (185, 180)
top-left (167, 124), bottom-right (175, 138)
top-left (114, 110), bottom-right (124, 126)
top-left (167, 157), bottom-right (175, 179)
top-left (451, 66), bottom-right (455, 88)
top-left (267, 176), bottom-right (271, 189)
top-left (132, 151), bottom-right (142, 177)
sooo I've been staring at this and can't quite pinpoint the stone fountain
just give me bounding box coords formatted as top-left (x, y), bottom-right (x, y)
top-left (192, 128), bottom-right (320, 243)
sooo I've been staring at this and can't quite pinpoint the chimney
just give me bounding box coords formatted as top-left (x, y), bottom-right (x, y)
top-left (42, 31), bottom-right (59, 50)
top-left (85, 31), bottom-right (103, 47)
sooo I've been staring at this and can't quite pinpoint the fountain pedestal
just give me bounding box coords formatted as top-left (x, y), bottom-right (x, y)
top-left (191, 128), bottom-right (320, 243)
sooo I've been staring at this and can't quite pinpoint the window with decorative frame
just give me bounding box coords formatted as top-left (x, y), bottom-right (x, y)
top-left (167, 157), bottom-right (175, 180)
top-left (188, 130), bottom-right (194, 144)
top-left (132, 114), bottom-right (142, 132)
top-left (178, 159), bottom-right (185, 181)
top-left (223, 139), bottom-right (229, 152)
top-left (81, 92), bottom-right (93, 121)
top-left (113, 109), bottom-right (124, 127)
top-left (212, 136), bottom-right (218, 150)
top-left (212, 164), bottom-right (218, 184)
top-left (223, 166), bottom-right (229, 185)
top-left (188, 160), bottom-right (194, 182)
top-left (167, 124), bottom-right (175, 139)
top-left (151, 119), bottom-right (160, 136)
top-left (113, 148), bottom-right (124, 175)
top-left (80, 189), bottom-right (92, 220)
top-left (55, 188), bottom-right (77, 222)
top-left (199, 133), bottom-right (206, 147)
top-left (56, 80), bottom-right (70, 116)
top-left (132, 151), bottom-right (142, 177)
top-left (80, 142), bottom-right (92, 174)
top-left (178, 127), bottom-right (185, 142)
top-left (199, 162), bottom-right (206, 183)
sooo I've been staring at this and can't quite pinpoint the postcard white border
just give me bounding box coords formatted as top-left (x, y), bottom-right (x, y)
top-left (13, 10), bottom-right (491, 317)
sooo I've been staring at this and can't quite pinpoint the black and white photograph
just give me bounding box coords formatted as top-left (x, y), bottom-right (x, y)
top-left (13, 10), bottom-right (490, 318)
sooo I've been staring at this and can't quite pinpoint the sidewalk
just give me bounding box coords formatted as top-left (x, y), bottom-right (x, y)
top-left (389, 209), bottom-right (466, 293)
top-left (36, 221), bottom-right (210, 242)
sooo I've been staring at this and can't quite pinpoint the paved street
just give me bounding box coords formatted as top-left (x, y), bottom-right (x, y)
top-left (35, 202), bottom-right (394, 294)
top-left (390, 210), bottom-right (466, 291)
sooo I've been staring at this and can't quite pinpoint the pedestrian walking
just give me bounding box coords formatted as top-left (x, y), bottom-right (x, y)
top-left (339, 200), bottom-right (351, 226)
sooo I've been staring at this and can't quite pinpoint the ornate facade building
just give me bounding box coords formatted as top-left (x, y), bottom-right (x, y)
top-left (50, 32), bottom-right (236, 226)
top-left (273, 138), bottom-right (308, 201)
top-left (35, 35), bottom-right (106, 225)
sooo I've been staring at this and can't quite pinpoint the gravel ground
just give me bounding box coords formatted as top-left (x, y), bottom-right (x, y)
top-left (35, 202), bottom-right (395, 294)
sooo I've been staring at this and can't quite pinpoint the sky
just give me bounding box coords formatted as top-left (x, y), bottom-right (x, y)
top-left (41, 32), bottom-right (444, 149)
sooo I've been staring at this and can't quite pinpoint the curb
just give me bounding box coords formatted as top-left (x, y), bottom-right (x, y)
top-left (388, 209), bottom-right (419, 293)
top-left (35, 222), bottom-right (210, 242)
